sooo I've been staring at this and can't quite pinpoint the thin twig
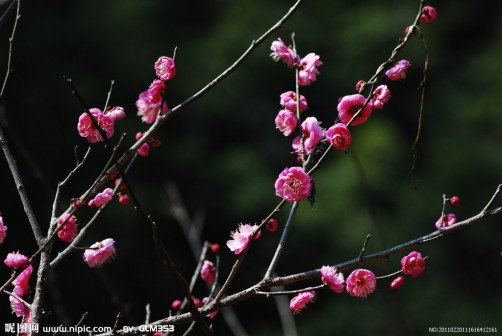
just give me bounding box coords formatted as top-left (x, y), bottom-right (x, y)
top-left (357, 234), bottom-right (372, 261)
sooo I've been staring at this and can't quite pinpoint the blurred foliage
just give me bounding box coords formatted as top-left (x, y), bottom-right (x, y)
top-left (0, 0), bottom-right (501, 335)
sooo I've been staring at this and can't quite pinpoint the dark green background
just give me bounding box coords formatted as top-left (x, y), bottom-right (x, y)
top-left (1, 0), bottom-right (501, 335)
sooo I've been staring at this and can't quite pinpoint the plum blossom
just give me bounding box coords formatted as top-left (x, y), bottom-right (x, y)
top-left (136, 90), bottom-right (168, 124)
top-left (10, 286), bottom-right (27, 316)
top-left (370, 85), bottom-right (390, 109)
top-left (226, 224), bottom-right (261, 255)
top-left (420, 6), bottom-right (437, 23)
top-left (274, 166), bottom-right (312, 202)
top-left (0, 215), bottom-right (7, 244)
top-left (13, 264), bottom-right (33, 288)
top-left (88, 188), bottom-right (114, 207)
top-left (137, 143), bottom-right (150, 156)
top-left (298, 53), bottom-right (322, 86)
top-left (390, 276), bottom-right (405, 290)
top-left (449, 196), bottom-right (460, 206)
top-left (200, 260), bottom-right (216, 283)
top-left (4, 252), bottom-right (29, 268)
top-left (266, 218), bottom-right (278, 232)
top-left (435, 213), bottom-right (457, 229)
top-left (385, 60), bottom-right (411, 80)
top-left (290, 290), bottom-right (315, 313)
top-left (155, 56), bottom-right (176, 81)
top-left (171, 300), bottom-right (182, 310)
top-left (77, 108), bottom-right (115, 143)
top-left (325, 123), bottom-right (352, 150)
top-left (292, 117), bottom-right (325, 154)
top-left (148, 79), bottom-right (166, 104)
top-left (401, 251), bottom-right (426, 278)
top-left (320, 266), bottom-right (345, 293)
top-left (56, 213), bottom-right (77, 243)
top-left (275, 109), bottom-right (297, 136)
top-left (346, 269), bottom-right (376, 298)
top-left (280, 91), bottom-right (308, 112)
top-left (355, 80), bottom-right (366, 92)
top-left (337, 94), bottom-right (372, 126)
top-left (105, 106), bottom-right (126, 120)
top-left (83, 238), bottom-right (116, 267)
top-left (270, 38), bottom-right (296, 66)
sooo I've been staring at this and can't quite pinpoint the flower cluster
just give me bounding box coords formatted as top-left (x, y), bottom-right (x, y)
top-left (77, 107), bottom-right (125, 143)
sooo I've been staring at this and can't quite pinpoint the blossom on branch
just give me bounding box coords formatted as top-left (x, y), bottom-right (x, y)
top-left (77, 108), bottom-right (115, 143)
top-left (346, 269), bottom-right (376, 298)
top-left (200, 260), bottom-right (216, 283)
top-left (298, 53), bottom-right (322, 86)
top-left (401, 251), bottom-right (426, 278)
top-left (88, 188), bottom-right (114, 207)
top-left (274, 166), bottom-right (312, 202)
top-left (105, 106), bottom-right (126, 120)
top-left (292, 117), bottom-right (325, 155)
top-left (280, 91), bottom-right (308, 112)
top-left (337, 94), bottom-right (372, 126)
top-left (370, 85), bottom-right (390, 109)
top-left (420, 6), bottom-right (438, 23)
top-left (56, 213), bottom-right (77, 243)
top-left (435, 213), bottom-right (457, 229)
top-left (226, 224), bottom-right (261, 255)
top-left (320, 266), bottom-right (345, 293)
top-left (4, 252), bottom-right (29, 268)
top-left (390, 276), bottom-right (405, 289)
top-left (385, 60), bottom-right (411, 80)
top-left (136, 90), bottom-right (168, 124)
top-left (290, 290), bottom-right (315, 313)
top-left (270, 38), bottom-right (296, 66)
top-left (155, 56), bottom-right (176, 81)
top-left (83, 238), bottom-right (116, 267)
top-left (325, 123), bottom-right (352, 150)
top-left (275, 109), bottom-right (297, 136)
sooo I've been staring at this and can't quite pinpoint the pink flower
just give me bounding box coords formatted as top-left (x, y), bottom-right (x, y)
top-left (0, 216), bottom-right (7, 244)
top-left (346, 269), bottom-right (376, 298)
top-left (56, 213), bottom-right (77, 243)
top-left (449, 196), bottom-right (460, 206)
top-left (385, 60), bottom-right (411, 80)
top-left (370, 85), bottom-right (390, 109)
top-left (275, 109), bottom-right (297, 136)
top-left (280, 91), bottom-right (308, 112)
top-left (390, 276), bottom-right (405, 290)
top-left (118, 194), bottom-right (130, 205)
top-left (148, 79), bottom-right (166, 104)
top-left (4, 252), bottom-right (29, 268)
top-left (200, 260), bottom-right (216, 284)
top-left (298, 53), bottom-right (322, 86)
top-left (274, 166), bottom-right (312, 202)
top-left (13, 264), bottom-right (33, 289)
top-left (10, 286), bottom-right (27, 316)
top-left (290, 290), bottom-right (315, 313)
top-left (209, 243), bottom-right (220, 254)
top-left (337, 94), bottom-right (372, 126)
top-left (88, 188), bottom-right (114, 208)
top-left (435, 213), bottom-right (457, 229)
top-left (171, 300), bottom-right (182, 310)
top-left (136, 90), bottom-right (168, 124)
top-left (202, 297), bottom-right (218, 319)
top-left (104, 106), bottom-right (126, 121)
top-left (401, 251), bottom-right (426, 278)
top-left (226, 224), bottom-right (261, 255)
top-left (270, 38), bottom-right (296, 66)
top-left (83, 238), bottom-right (116, 267)
top-left (320, 266), bottom-right (345, 293)
top-left (325, 123), bottom-right (352, 150)
top-left (137, 143), bottom-right (150, 156)
top-left (420, 6), bottom-right (437, 23)
top-left (77, 108), bottom-right (115, 143)
top-left (292, 117), bottom-right (325, 154)
top-left (355, 80), bottom-right (366, 92)
top-left (155, 56), bottom-right (176, 81)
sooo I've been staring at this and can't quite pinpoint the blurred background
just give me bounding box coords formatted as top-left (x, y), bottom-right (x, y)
top-left (0, 0), bottom-right (501, 335)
